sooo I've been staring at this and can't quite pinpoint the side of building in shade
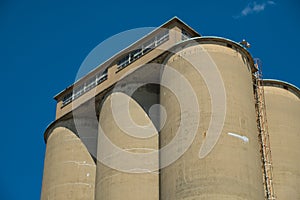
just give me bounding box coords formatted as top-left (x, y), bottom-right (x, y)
top-left (40, 17), bottom-right (300, 200)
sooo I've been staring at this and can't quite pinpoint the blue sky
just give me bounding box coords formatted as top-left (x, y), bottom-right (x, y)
top-left (0, 0), bottom-right (299, 199)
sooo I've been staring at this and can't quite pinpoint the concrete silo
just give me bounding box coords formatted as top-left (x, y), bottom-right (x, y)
top-left (263, 80), bottom-right (300, 199)
top-left (41, 125), bottom-right (96, 200)
top-left (95, 83), bottom-right (160, 200)
top-left (159, 37), bottom-right (265, 200)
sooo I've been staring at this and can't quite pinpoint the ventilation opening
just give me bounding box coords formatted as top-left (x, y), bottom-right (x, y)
top-left (227, 44), bottom-right (232, 48)
top-left (203, 131), bottom-right (207, 138)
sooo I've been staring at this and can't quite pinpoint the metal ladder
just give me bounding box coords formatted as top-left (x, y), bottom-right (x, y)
top-left (253, 59), bottom-right (276, 200)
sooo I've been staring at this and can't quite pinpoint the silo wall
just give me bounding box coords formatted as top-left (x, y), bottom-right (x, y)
top-left (95, 87), bottom-right (159, 200)
top-left (263, 80), bottom-right (300, 199)
top-left (159, 38), bottom-right (265, 199)
top-left (41, 127), bottom-right (96, 200)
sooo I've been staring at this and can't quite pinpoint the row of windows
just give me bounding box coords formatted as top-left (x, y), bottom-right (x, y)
top-left (117, 29), bottom-right (169, 70)
top-left (61, 28), bottom-right (190, 107)
top-left (62, 69), bottom-right (108, 106)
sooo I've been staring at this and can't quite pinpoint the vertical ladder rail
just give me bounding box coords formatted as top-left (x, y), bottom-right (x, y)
top-left (253, 59), bottom-right (276, 200)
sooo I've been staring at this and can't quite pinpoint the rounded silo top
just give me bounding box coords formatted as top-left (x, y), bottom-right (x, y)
top-left (263, 79), bottom-right (300, 99)
top-left (158, 36), bottom-right (257, 74)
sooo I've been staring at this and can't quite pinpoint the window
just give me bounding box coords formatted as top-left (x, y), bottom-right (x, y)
top-left (117, 54), bottom-right (130, 69)
top-left (132, 49), bottom-right (143, 60)
top-left (182, 28), bottom-right (191, 41)
top-left (96, 69), bottom-right (108, 84)
top-left (73, 85), bottom-right (84, 99)
top-left (62, 92), bottom-right (73, 106)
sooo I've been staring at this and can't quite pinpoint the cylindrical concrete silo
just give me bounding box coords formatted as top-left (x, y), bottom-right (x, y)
top-left (41, 126), bottom-right (96, 200)
top-left (263, 80), bottom-right (300, 199)
top-left (159, 37), bottom-right (265, 199)
top-left (95, 83), bottom-right (159, 200)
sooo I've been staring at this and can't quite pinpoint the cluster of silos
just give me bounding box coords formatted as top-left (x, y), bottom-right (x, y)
top-left (263, 80), bottom-right (300, 199)
top-left (93, 37), bottom-right (266, 200)
top-left (41, 37), bottom-right (300, 200)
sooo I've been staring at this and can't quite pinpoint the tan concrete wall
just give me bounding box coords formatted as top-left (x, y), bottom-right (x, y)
top-left (264, 86), bottom-right (300, 199)
top-left (41, 127), bottom-right (96, 200)
top-left (95, 92), bottom-right (159, 200)
top-left (160, 43), bottom-right (264, 199)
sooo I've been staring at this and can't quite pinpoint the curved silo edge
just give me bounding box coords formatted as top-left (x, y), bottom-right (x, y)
top-left (263, 79), bottom-right (300, 99)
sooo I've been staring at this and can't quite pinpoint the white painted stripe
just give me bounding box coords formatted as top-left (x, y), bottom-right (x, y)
top-left (228, 132), bottom-right (249, 143)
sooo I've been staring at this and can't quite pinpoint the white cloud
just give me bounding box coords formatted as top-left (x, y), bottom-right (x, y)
top-left (235, 1), bottom-right (275, 18)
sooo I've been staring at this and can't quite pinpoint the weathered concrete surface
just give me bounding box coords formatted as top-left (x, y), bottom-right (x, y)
top-left (160, 43), bottom-right (264, 200)
top-left (95, 91), bottom-right (159, 200)
top-left (41, 127), bottom-right (96, 200)
top-left (264, 83), bottom-right (300, 199)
